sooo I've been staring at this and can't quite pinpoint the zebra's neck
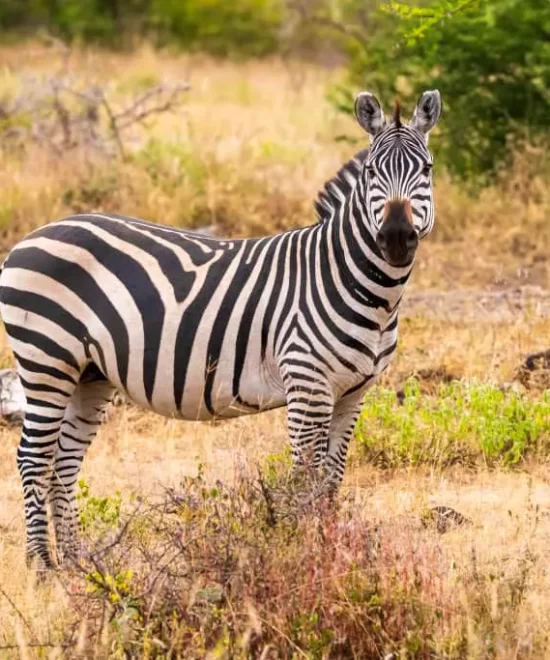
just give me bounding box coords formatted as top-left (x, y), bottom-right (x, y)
top-left (316, 176), bottom-right (413, 322)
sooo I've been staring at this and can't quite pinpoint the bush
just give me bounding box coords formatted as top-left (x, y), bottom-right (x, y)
top-left (326, 0), bottom-right (550, 181)
top-left (43, 464), bottom-right (548, 657)
top-left (150, 0), bottom-right (284, 57)
top-left (0, 0), bottom-right (144, 42)
top-left (58, 470), bottom-right (467, 657)
top-left (356, 378), bottom-right (550, 468)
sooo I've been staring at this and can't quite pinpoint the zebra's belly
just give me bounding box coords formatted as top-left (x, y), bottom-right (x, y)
top-left (178, 383), bottom-right (287, 421)
top-left (108, 357), bottom-right (287, 422)
top-left (123, 388), bottom-right (287, 422)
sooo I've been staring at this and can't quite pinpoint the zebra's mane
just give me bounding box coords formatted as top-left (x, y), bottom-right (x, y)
top-left (314, 148), bottom-right (370, 223)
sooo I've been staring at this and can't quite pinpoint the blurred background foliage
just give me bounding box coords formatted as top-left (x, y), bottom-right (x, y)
top-left (0, 0), bottom-right (549, 181)
top-left (331, 0), bottom-right (550, 181)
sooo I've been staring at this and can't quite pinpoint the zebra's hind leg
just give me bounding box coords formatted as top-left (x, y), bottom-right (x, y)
top-left (15, 360), bottom-right (77, 569)
top-left (50, 373), bottom-right (116, 565)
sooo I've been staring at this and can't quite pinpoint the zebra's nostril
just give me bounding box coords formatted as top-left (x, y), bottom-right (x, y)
top-left (376, 232), bottom-right (387, 249)
top-left (406, 229), bottom-right (418, 248)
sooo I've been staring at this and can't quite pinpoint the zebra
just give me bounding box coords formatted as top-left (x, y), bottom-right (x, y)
top-left (0, 89), bottom-right (441, 568)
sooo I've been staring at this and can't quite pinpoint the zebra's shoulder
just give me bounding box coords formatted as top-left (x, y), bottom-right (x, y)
top-left (314, 148), bottom-right (369, 223)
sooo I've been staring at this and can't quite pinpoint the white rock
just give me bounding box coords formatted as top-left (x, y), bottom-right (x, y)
top-left (0, 368), bottom-right (25, 423)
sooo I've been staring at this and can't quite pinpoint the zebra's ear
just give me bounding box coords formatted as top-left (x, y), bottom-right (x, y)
top-left (410, 90), bottom-right (442, 138)
top-left (354, 92), bottom-right (385, 138)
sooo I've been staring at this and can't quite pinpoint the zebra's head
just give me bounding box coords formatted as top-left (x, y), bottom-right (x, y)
top-left (354, 90), bottom-right (442, 268)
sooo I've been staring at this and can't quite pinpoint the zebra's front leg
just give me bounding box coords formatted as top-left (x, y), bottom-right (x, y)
top-left (51, 379), bottom-right (115, 565)
top-left (285, 379), bottom-right (334, 494)
top-left (323, 389), bottom-right (367, 494)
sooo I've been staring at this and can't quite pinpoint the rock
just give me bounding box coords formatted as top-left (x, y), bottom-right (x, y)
top-left (515, 349), bottom-right (550, 391)
top-left (0, 369), bottom-right (127, 423)
top-left (523, 349), bottom-right (550, 371)
top-left (421, 506), bottom-right (472, 534)
top-left (0, 368), bottom-right (25, 423)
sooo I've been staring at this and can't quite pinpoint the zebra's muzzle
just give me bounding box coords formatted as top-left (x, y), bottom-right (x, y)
top-left (377, 200), bottom-right (418, 267)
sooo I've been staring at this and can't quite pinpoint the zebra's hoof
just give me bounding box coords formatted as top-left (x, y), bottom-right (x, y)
top-left (55, 545), bottom-right (83, 569)
top-left (26, 553), bottom-right (57, 575)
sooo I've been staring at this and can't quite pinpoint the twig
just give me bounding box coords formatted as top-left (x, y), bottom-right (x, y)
top-left (307, 15), bottom-right (366, 49)
top-left (99, 91), bottom-right (126, 160)
top-left (51, 84), bottom-right (72, 149)
top-left (0, 585), bottom-right (34, 635)
top-left (257, 616), bottom-right (310, 658)
top-left (256, 467), bottom-right (277, 528)
top-left (289, 0), bottom-right (367, 50)
top-left (115, 84), bottom-right (190, 130)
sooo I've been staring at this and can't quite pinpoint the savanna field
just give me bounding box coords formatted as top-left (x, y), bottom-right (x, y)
top-left (3, 42), bottom-right (550, 658)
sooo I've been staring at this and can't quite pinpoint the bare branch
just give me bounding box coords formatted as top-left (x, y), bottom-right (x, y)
top-left (0, 61), bottom-right (190, 160)
top-left (98, 90), bottom-right (126, 160)
top-left (288, 0), bottom-right (368, 50)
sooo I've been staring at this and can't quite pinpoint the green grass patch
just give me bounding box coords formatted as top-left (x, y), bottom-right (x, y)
top-left (356, 379), bottom-right (550, 468)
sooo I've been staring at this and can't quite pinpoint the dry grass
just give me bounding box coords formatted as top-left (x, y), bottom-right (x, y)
top-left (0, 43), bottom-right (350, 251)
top-left (1, 42), bottom-right (550, 657)
top-left (2, 414), bottom-right (550, 656)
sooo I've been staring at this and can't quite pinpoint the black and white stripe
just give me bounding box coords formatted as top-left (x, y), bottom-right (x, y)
top-left (0, 89), bottom-right (441, 567)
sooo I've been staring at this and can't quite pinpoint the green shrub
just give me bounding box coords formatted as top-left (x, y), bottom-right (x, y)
top-left (77, 479), bottom-right (123, 534)
top-left (356, 378), bottom-right (550, 467)
top-left (325, 0), bottom-right (550, 181)
top-left (150, 0), bottom-right (284, 57)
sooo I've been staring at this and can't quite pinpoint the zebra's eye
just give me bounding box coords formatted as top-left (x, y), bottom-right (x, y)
top-left (422, 164), bottom-right (433, 177)
top-left (366, 165), bottom-right (376, 178)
